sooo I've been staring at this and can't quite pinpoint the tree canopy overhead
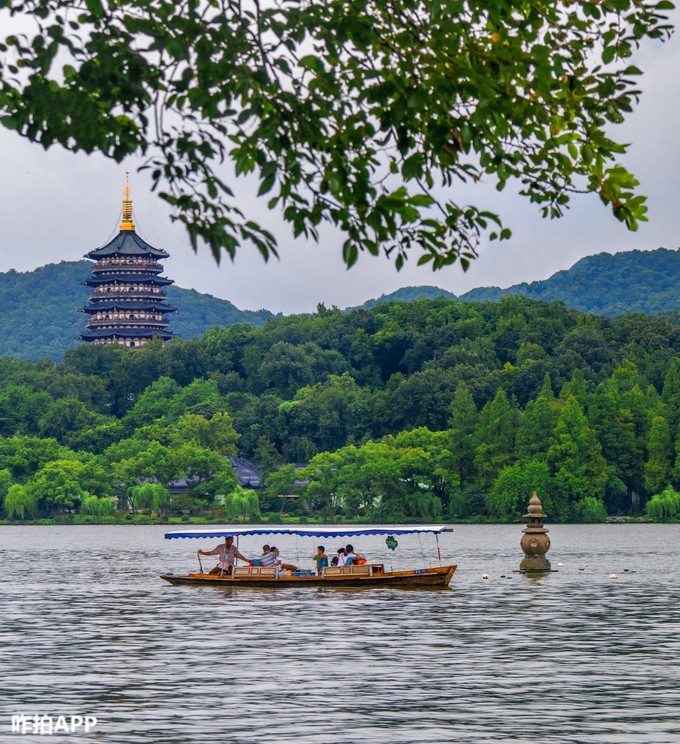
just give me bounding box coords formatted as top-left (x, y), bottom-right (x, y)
top-left (0, 0), bottom-right (673, 269)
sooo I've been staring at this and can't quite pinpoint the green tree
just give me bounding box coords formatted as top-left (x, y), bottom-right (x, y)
top-left (488, 461), bottom-right (553, 521)
top-left (516, 375), bottom-right (559, 462)
top-left (546, 396), bottom-right (608, 520)
top-left (80, 494), bottom-right (116, 520)
top-left (3, 483), bottom-right (37, 520)
top-left (170, 412), bottom-right (239, 455)
top-left (190, 466), bottom-right (239, 507)
top-left (114, 441), bottom-right (181, 492)
top-left (661, 359), bottom-right (680, 438)
top-left (38, 398), bottom-right (106, 445)
top-left (176, 443), bottom-right (224, 483)
top-left (473, 389), bottom-right (518, 491)
top-left (262, 464), bottom-right (299, 513)
top-left (30, 459), bottom-right (92, 514)
top-left (644, 414), bottom-right (674, 496)
top-left (1, 2), bottom-right (669, 268)
top-left (644, 486), bottom-right (680, 521)
top-left (0, 467), bottom-right (12, 501)
top-left (573, 495), bottom-right (608, 523)
top-left (219, 486), bottom-right (261, 520)
top-left (123, 376), bottom-right (181, 429)
top-left (448, 383), bottom-right (479, 490)
top-left (588, 376), bottom-right (643, 512)
top-left (0, 386), bottom-right (53, 437)
top-left (0, 435), bottom-right (74, 481)
top-left (393, 427), bottom-right (458, 509)
top-left (130, 482), bottom-right (170, 515)
top-left (301, 451), bottom-right (346, 516)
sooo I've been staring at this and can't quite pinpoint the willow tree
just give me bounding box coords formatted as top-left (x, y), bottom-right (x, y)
top-left (221, 485), bottom-right (260, 519)
top-left (0, 1), bottom-right (672, 269)
top-left (3, 484), bottom-right (38, 520)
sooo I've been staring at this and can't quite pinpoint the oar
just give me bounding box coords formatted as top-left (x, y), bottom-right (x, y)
top-left (197, 551), bottom-right (204, 574)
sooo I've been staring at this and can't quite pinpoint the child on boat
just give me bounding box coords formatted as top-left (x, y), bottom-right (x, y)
top-left (313, 546), bottom-right (329, 575)
top-left (331, 547), bottom-right (346, 566)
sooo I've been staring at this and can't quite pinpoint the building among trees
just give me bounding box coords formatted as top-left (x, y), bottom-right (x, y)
top-left (79, 175), bottom-right (177, 348)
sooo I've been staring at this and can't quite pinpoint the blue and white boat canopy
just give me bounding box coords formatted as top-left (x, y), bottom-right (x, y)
top-left (165, 526), bottom-right (451, 540)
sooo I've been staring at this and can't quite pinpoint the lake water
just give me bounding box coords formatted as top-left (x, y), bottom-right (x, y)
top-left (1, 524), bottom-right (679, 743)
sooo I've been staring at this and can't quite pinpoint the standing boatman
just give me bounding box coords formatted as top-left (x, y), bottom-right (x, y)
top-left (197, 536), bottom-right (250, 575)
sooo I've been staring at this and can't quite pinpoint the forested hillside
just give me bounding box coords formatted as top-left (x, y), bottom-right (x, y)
top-left (0, 261), bottom-right (273, 360)
top-left (461, 248), bottom-right (680, 315)
top-left (354, 285), bottom-right (457, 310)
top-left (3, 249), bottom-right (680, 362)
top-left (2, 296), bottom-right (680, 524)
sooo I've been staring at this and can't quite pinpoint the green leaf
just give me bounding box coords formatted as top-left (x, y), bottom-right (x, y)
top-left (258, 174), bottom-right (276, 196)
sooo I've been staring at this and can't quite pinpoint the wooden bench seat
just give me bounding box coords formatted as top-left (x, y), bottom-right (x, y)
top-left (233, 566), bottom-right (278, 578)
top-left (323, 564), bottom-right (373, 577)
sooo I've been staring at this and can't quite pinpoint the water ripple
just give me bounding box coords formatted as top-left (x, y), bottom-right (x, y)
top-left (0, 525), bottom-right (679, 743)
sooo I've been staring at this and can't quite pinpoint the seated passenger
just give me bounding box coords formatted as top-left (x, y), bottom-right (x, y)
top-left (253, 544), bottom-right (277, 567)
top-left (250, 544), bottom-right (268, 566)
top-left (271, 546), bottom-right (296, 576)
top-left (331, 547), bottom-right (346, 567)
top-left (313, 545), bottom-right (329, 575)
top-left (344, 545), bottom-right (366, 565)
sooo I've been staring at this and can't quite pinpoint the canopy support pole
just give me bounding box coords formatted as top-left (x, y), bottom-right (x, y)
top-left (220, 537), bottom-right (227, 578)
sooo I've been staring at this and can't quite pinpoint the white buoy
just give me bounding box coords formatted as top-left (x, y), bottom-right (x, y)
top-left (557, 562), bottom-right (564, 567)
top-left (609, 573), bottom-right (619, 579)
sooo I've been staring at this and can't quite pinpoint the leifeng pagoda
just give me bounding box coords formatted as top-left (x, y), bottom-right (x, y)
top-left (79, 176), bottom-right (177, 348)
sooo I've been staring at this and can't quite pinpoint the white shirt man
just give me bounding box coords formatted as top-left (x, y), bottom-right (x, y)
top-left (197, 536), bottom-right (248, 575)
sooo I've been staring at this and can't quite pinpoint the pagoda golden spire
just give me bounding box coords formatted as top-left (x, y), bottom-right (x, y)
top-left (120, 171), bottom-right (135, 231)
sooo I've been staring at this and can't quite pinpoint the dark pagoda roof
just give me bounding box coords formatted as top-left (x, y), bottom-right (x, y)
top-left (81, 301), bottom-right (177, 314)
top-left (86, 230), bottom-right (170, 259)
top-left (83, 274), bottom-right (173, 286)
top-left (79, 328), bottom-right (177, 341)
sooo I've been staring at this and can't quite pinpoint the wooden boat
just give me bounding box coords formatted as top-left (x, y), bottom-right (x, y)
top-left (160, 526), bottom-right (456, 589)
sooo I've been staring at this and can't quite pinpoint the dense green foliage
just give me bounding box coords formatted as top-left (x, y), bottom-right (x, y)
top-left (1, 1), bottom-right (672, 268)
top-left (0, 261), bottom-right (272, 360)
top-left (3, 295), bottom-right (680, 523)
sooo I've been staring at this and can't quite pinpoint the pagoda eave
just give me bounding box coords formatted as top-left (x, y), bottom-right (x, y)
top-left (79, 329), bottom-right (177, 341)
top-left (86, 230), bottom-right (170, 259)
top-left (82, 302), bottom-right (177, 314)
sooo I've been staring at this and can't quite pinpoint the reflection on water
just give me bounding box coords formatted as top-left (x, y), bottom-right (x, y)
top-left (1, 525), bottom-right (679, 743)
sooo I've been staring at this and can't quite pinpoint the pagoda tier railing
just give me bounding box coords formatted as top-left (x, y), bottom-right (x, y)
top-left (88, 338), bottom-right (161, 348)
top-left (89, 288), bottom-right (167, 298)
top-left (92, 258), bottom-right (163, 272)
top-left (88, 311), bottom-right (166, 320)
top-left (87, 318), bottom-right (168, 328)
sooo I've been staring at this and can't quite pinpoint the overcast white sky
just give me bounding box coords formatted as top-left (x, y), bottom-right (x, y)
top-left (0, 13), bottom-right (678, 314)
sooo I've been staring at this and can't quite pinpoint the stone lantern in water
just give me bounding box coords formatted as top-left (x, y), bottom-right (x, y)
top-left (520, 492), bottom-right (551, 571)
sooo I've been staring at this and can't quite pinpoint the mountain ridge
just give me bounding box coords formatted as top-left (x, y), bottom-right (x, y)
top-left (1, 247), bottom-right (679, 361)
top-left (0, 260), bottom-right (273, 361)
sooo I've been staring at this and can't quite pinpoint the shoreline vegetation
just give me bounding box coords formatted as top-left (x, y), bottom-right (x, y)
top-left (4, 296), bottom-right (680, 526)
top-left (0, 515), bottom-right (660, 527)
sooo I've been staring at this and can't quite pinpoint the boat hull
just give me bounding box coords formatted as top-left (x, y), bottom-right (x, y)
top-left (160, 565), bottom-right (456, 588)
